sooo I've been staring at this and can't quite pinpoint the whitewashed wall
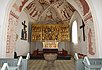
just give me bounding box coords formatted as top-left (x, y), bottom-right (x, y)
top-left (0, 0), bottom-right (14, 58)
top-left (58, 41), bottom-right (71, 54)
top-left (15, 11), bottom-right (30, 56)
top-left (0, 0), bottom-right (9, 58)
top-left (90, 0), bottom-right (102, 58)
top-left (70, 11), bottom-right (87, 55)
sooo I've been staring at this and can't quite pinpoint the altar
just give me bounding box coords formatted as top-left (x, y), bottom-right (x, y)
top-left (43, 41), bottom-right (58, 53)
top-left (30, 23), bottom-right (71, 59)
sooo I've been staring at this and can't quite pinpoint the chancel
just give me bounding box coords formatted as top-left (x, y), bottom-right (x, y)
top-left (30, 23), bottom-right (71, 60)
top-left (0, 0), bottom-right (102, 70)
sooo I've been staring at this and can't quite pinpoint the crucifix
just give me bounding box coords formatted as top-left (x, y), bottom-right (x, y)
top-left (80, 20), bottom-right (85, 41)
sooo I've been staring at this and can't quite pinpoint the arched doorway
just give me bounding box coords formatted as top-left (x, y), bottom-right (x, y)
top-left (0, 0), bottom-right (98, 58)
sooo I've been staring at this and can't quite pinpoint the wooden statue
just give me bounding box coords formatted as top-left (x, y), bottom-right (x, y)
top-left (21, 20), bottom-right (27, 40)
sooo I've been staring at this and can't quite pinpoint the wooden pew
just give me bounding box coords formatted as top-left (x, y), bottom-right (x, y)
top-left (83, 56), bottom-right (102, 70)
top-left (0, 53), bottom-right (30, 70)
top-left (26, 53), bottom-right (30, 60)
top-left (74, 53), bottom-right (102, 70)
top-left (74, 53), bottom-right (86, 70)
top-left (0, 56), bottom-right (22, 70)
top-left (9, 56), bottom-right (22, 70)
top-left (1, 63), bottom-right (9, 70)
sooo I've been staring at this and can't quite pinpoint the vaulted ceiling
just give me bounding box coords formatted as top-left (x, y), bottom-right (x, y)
top-left (24, 0), bottom-right (75, 23)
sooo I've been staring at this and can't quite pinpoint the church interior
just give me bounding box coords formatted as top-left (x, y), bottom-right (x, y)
top-left (0, 0), bottom-right (102, 70)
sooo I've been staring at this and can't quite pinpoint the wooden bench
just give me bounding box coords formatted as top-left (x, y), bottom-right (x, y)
top-left (74, 53), bottom-right (102, 70)
top-left (1, 63), bottom-right (9, 70)
top-left (83, 57), bottom-right (102, 70)
top-left (0, 53), bottom-right (30, 70)
top-left (74, 53), bottom-right (86, 70)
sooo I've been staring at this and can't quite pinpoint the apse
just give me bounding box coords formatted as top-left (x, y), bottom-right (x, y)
top-left (20, 0), bottom-right (76, 58)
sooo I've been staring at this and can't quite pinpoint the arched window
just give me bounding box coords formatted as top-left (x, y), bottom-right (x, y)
top-left (72, 20), bottom-right (78, 44)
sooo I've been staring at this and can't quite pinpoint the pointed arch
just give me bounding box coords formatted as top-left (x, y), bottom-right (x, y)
top-left (2, 0), bottom-right (99, 57)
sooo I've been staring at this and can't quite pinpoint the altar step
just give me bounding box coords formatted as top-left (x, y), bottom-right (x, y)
top-left (30, 55), bottom-right (71, 60)
top-left (57, 55), bottom-right (71, 60)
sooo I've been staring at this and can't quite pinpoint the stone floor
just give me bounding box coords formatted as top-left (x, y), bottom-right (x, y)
top-left (28, 58), bottom-right (75, 70)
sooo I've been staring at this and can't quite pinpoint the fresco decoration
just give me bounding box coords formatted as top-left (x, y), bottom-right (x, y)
top-left (10, 11), bottom-right (19, 19)
top-left (6, 0), bottom-right (24, 56)
top-left (75, 0), bottom-right (83, 15)
top-left (6, 12), bottom-right (18, 57)
top-left (26, 0), bottom-right (43, 21)
top-left (38, 0), bottom-right (52, 10)
top-left (12, 0), bottom-right (29, 16)
top-left (54, 0), bottom-right (64, 8)
top-left (39, 0), bottom-right (59, 5)
top-left (60, 3), bottom-right (74, 21)
top-left (44, 9), bottom-right (55, 22)
top-left (6, 0), bottom-right (29, 57)
top-left (19, 0), bottom-right (28, 12)
top-left (6, 0), bottom-right (37, 57)
top-left (25, 0), bottom-right (75, 22)
top-left (75, 0), bottom-right (95, 54)
top-left (26, 0), bottom-right (36, 10)
top-left (5, 0), bottom-right (76, 57)
top-left (75, 0), bottom-right (91, 18)
top-left (5, 0), bottom-right (96, 57)
top-left (79, 0), bottom-right (89, 16)
top-left (85, 18), bottom-right (96, 56)
top-left (84, 12), bottom-right (93, 22)
top-left (11, 4), bottom-right (20, 18)
top-left (75, 0), bottom-right (93, 22)
top-left (13, 3), bottom-right (20, 12)
top-left (88, 28), bottom-right (95, 55)
top-left (39, 8), bottom-right (61, 23)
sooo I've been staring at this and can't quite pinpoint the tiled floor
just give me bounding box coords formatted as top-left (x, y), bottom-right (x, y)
top-left (29, 59), bottom-right (75, 70)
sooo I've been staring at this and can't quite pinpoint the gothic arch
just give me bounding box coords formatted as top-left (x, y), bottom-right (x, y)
top-left (3, 0), bottom-right (97, 57)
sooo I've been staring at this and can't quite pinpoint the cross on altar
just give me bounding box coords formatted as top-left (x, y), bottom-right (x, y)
top-left (80, 20), bottom-right (85, 41)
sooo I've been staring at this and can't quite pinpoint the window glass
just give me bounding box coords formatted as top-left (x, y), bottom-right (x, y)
top-left (72, 20), bottom-right (78, 44)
